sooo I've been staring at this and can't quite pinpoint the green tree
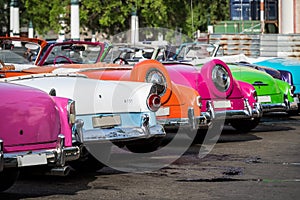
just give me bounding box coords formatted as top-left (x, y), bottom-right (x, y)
top-left (19, 0), bottom-right (230, 38)
top-left (21, 0), bottom-right (69, 35)
top-left (0, 0), bottom-right (9, 36)
top-left (186, 0), bottom-right (230, 38)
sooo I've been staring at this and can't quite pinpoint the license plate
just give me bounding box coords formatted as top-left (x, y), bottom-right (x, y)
top-left (213, 100), bottom-right (231, 109)
top-left (156, 107), bottom-right (170, 116)
top-left (294, 97), bottom-right (300, 103)
top-left (92, 115), bottom-right (121, 128)
top-left (17, 153), bottom-right (47, 167)
top-left (257, 96), bottom-right (271, 103)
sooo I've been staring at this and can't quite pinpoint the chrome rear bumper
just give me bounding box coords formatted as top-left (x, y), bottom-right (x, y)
top-left (202, 99), bottom-right (262, 121)
top-left (0, 135), bottom-right (80, 172)
top-left (80, 114), bottom-right (166, 144)
top-left (157, 99), bottom-right (262, 130)
top-left (262, 101), bottom-right (298, 113)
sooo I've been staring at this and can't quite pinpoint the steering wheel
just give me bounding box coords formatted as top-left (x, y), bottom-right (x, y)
top-left (113, 57), bottom-right (128, 65)
top-left (53, 55), bottom-right (73, 65)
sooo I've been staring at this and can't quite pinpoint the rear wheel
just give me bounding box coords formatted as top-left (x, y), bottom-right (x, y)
top-left (0, 169), bottom-right (19, 192)
top-left (230, 118), bottom-right (261, 133)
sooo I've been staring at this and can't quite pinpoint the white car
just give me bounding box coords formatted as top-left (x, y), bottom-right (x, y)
top-left (2, 74), bottom-right (166, 167)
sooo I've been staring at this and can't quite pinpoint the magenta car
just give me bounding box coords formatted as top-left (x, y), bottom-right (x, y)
top-left (163, 59), bottom-right (262, 132)
top-left (0, 82), bottom-right (81, 192)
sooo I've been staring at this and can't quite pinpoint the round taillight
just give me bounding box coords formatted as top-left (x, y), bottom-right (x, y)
top-left (147, 94), bottom-right (161, 112)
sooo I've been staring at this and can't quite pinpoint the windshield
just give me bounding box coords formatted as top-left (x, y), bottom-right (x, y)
top-left (42, 43), bottom-right (102, 65)
top-left (102, 44), bottom-right (156, 64)
top-left (0, 39), bottom-right (41, 64)
top-left (176, 44), bottom-right (216, 60)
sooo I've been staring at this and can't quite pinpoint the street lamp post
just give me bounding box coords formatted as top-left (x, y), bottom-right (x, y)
top-left (10, 0), bottom-right (20, 37)
top-left (28, 21), bottom-right (34, 38)
top-left (71, 0), bottom-right (80, 40)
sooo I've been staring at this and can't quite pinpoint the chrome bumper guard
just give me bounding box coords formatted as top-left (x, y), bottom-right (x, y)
top-left (81, 114), bottom-right (166, 144)
top-left (1, 135), bottom-right (80, 170)
top-left (202, 99), bottom-right (263, 121)
top-left (157, 102), bottom-right (214, 130)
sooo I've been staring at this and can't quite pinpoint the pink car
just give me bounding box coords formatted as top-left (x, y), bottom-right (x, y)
top-left (0, 82), bottom-right (81, 192)
top-left (162, 59), bottom-right (263, 132)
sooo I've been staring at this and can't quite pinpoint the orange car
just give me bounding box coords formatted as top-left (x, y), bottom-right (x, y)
top-left (0, 38), bottom-right (211, 132)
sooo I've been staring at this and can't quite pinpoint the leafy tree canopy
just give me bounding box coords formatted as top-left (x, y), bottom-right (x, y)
top-left (10, 0), bottom-right (230, 38)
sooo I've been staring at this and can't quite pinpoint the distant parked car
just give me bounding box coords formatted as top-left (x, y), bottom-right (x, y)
top-left (252, 57), bottom-right (300, 112)
top-left (0, 36), bottom-right (48, 65)
top-left (0, 82), bottom-right (81, 192)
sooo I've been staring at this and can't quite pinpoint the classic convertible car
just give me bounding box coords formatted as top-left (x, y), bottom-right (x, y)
top-left (252, 57), bottom-right (300, 112)
top-left (0, 82), bottom-right (81, 192)
top-left (173, 42), bottom-right (298, 114)
top-left (103, 44), bottom-right (263, 132)
top-left (0, 36), bottom-right (49, 66)
top-left (0, 39), bottom-right (207, 138)
top-left (2, 74), bottom-right (166, 154)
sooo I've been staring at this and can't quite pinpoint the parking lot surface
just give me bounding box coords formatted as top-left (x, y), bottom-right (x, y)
top-left (2, 114), bottom-right (300, 200)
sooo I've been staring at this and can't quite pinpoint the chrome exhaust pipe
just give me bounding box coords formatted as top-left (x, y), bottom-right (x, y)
top-left (48, 165), bottom-right (72, 176)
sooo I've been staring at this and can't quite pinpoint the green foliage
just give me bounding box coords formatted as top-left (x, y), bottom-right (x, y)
top-left (0, 0), bottom-right (9, 36)
top-left (185, 0), bottom-right (230, 38)
top-left (21, 0), bottom-right (69, 35)
top-left (11, 0), bottom-right (230, 38)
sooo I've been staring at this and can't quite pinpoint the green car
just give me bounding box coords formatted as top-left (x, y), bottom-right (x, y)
top-left (227, 63), bottom-right (297, 114)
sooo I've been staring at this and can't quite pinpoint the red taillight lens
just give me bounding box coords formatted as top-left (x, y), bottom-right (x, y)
top-left (147, 94), bottom-right (161, 112)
